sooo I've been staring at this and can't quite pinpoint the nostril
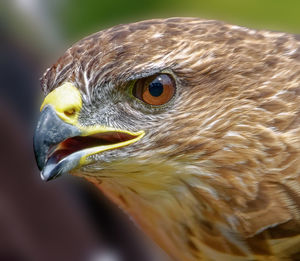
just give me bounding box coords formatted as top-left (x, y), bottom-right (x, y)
top-left (64, 108), bottom-right (76, 117)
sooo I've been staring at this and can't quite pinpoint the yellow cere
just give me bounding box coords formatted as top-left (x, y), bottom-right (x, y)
top-left (40, 82), bottom-right (146, 167)
top-left (40, 82), bottom-right (82, 125)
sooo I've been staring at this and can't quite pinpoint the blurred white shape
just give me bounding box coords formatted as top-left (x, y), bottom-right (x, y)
top-left (89, 249), bottom-right (121, 261)
top-left (14, 0), bottom-right (40, 13)
top-left (2, 0), bottom-right (67, 57)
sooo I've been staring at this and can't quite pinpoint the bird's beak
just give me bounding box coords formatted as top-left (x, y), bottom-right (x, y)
top-left (33, 82), bottom-right (145, 181)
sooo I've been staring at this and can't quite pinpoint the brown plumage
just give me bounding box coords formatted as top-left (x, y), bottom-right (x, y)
top-left (38, 18), bottom-right (300, 260)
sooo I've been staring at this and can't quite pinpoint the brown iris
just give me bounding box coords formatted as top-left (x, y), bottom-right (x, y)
top-left (133, 74), bottom-right (176, 105)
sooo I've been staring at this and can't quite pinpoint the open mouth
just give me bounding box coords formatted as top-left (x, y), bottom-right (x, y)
top-left (39, 129), bottom-right (144, 181)
top-left (47, 131), bottom-right (139, 165)
top-left (34, 90), bottom-right (145, 181)
top-left (33, 106), bottom-right (145, 181)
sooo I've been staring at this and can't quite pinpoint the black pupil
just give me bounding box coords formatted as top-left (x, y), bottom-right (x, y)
top-left (148, 79), bottom-right (164, 97)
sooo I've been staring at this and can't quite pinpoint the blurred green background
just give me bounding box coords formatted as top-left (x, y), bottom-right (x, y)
top-left (2, 0), bottom-right (300, 59)
top-left (0, 1), bottom-right (299, 261)
top-left (60, 0), bottom-right (300, 39)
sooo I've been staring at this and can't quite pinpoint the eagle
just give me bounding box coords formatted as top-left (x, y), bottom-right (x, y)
top-left (33, 18), bottom-right (300, 261)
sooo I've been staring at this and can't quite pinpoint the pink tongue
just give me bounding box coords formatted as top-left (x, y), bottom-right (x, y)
top-left (48, 132), bottom-right (136, 163)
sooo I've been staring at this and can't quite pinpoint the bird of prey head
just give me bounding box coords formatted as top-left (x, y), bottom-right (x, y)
top-left (33, 18), bottom-right (300, 260)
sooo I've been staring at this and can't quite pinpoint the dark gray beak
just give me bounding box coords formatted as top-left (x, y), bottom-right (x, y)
top-left (33, 106), bottom-right (81, 181)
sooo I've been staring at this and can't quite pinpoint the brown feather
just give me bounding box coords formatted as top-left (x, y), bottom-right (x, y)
top-left (42, 18), bottom-right (300, 260)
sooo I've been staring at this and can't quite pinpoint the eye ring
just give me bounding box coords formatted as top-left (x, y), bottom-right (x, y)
top-left (132, 74), bottom-right (176, 105)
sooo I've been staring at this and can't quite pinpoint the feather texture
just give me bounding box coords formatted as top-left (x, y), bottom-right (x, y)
top-left (41, 18), bottom-right (300, 260)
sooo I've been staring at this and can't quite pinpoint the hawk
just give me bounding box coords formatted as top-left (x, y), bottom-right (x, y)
top-left (33, 18), bottom-right (300, 260)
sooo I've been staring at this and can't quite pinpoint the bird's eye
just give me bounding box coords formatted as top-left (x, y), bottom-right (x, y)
top-left (132, 74), bottom-right (176, 105)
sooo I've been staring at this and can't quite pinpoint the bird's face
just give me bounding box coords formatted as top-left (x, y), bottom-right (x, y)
top-left (33, 18), bottom-right (300, 261)
top-left (34, 17), bottom-right (299, 205)
top-left (34, 19), bottom-right (225, 188)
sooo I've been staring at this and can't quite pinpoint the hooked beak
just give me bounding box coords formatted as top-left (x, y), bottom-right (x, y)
top-left (33, 105), bottom-right (81, 180)
top-left (33, 82), bottom-right (144, 181)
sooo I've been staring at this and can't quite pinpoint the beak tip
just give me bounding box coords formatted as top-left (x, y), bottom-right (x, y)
top-left (41, 170), bottom-right (60, 182)
top-left (40, 171), bottom-right (51, 182)
top-left (40, 165), bottom-right (58, 181)
top-left (33, 105), bottom-right (81, 181)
